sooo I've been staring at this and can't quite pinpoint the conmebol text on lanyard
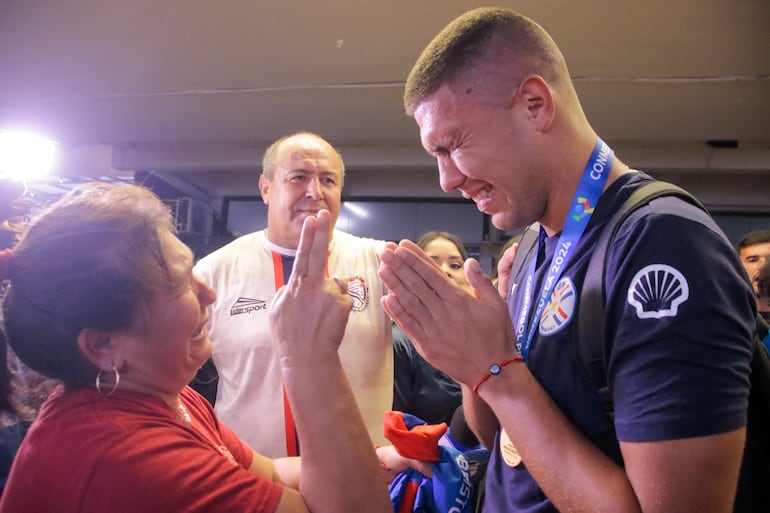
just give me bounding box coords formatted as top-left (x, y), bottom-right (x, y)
top-left (514, 138), bottom-right (614, 362)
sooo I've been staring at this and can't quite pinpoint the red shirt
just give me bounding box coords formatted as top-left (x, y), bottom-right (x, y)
top-left (0, 385), bottom-right (283, 513)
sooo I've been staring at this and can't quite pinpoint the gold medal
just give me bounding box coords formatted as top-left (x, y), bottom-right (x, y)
top-left (499, 428), bottom-right (523, 467)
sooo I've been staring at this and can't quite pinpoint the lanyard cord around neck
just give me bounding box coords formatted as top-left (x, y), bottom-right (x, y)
top-left (271, 251), bottom-right (299, 457)
top-left (514, 138), bottom-right (615, 362)
top-left (271, 249), bottom-right (331, 456)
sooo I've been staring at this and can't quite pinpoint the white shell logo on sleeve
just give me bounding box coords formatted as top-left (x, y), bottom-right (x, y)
top-left (627, 264), bottom-right (689, 319)
top-left (539, 277), bottom-right (576, 336)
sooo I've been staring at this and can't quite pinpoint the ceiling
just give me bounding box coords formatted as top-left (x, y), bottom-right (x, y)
top-left (1, 0), bottom-right (769, 205)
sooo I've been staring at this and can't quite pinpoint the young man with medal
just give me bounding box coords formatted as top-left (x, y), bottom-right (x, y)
top-left (378, 8), bottom-right (755, 513)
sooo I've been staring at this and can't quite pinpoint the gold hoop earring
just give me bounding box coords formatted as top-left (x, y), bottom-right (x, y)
top-left (95, 366), bottom-right (120, 396)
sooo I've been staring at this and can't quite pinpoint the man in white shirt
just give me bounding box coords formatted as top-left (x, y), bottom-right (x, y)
top-left (195, 132), bottom-right (392, 457)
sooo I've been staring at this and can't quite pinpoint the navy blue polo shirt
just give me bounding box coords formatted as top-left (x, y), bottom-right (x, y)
top-left (483, 172), bottom-right (754, 513)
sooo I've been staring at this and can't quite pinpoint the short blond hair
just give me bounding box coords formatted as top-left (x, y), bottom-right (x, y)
top-left (404, 7), bottom-right (570, 115)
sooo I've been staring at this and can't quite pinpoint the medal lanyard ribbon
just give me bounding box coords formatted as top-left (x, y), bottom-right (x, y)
top-left (271, 252), bottom-right (300, 457)
top-left (514, 139), bottom-right (614, 362)
top-left (272, 249), bottom-right (331, 456)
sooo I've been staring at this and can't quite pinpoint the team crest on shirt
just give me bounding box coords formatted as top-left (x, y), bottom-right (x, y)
top-left (539, 277), bottom-right (576, 336)
top-left (627, 264), bottom-right (689, 319)
top-left (346, 276), bottom-right (370, 312)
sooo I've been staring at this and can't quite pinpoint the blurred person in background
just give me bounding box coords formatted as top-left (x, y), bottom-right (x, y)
top-left (737, 230), bottom-right (770, 322)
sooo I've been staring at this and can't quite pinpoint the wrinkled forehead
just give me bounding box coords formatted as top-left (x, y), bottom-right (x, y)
top-left (276, 136), bottom-right (343, 175)
top-left (160, 229), bottom-right (193, 264)
top-left (413, 85), bottom-right (460, 128)
top-left (151, 229), bottom-right (194, 294)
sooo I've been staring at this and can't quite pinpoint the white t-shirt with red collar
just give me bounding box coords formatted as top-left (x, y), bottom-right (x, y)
top-left (195, 229), bottom-right (392, 457)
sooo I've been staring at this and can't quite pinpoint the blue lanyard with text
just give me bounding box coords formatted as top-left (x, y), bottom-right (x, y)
top-left (514, 139), bottom-right (614, 362)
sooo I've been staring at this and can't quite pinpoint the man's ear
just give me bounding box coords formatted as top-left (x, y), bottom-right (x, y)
top-left (77, 328), bottom-right (121, 370)
top-left (515, 75), bottom-right (555, 131)
top-left (258, 175), bottom-right (270, 206)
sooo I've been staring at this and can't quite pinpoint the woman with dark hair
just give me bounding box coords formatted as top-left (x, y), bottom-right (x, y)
top-left (0, 183), bottom-right (406, 513)
top-left (415, 231), bottom-right (470, 292)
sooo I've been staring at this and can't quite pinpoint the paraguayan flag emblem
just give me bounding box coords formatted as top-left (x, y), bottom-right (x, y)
top-left (539, 277), bottom-right (576, 336)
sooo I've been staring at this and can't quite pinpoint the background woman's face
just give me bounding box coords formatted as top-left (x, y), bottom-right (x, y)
top-left (422, 237), bottom-right (470, 291)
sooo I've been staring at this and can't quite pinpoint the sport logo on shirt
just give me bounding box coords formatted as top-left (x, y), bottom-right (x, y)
top-left (627, 264), bottom-right (689, 319)
top-left (229, 297), bottom-right (268, 316)
top-left (346, 276), bottom-right (369, 313)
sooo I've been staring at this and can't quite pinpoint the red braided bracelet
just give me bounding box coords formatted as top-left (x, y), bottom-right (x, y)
top-left (472, 355), bottom-right (524, 394)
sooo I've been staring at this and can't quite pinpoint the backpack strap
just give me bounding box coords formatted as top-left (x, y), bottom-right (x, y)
top-left (507, 223), bottom-right (541, 286)
top-left (576, 181), bottom-right (706, 416)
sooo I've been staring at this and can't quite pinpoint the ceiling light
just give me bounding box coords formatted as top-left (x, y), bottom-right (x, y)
top-left (0, 130), bottom-right (57, 181)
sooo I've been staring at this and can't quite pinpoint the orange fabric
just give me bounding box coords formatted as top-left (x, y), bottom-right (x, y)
top-left (383, 411), bottom-right (446, 462)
